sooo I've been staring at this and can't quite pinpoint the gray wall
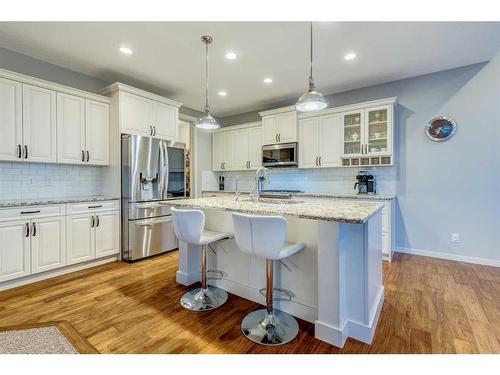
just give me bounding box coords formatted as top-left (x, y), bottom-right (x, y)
top-left (0, 46), bottom-right (203, 117)
top-left (220, 58), bottom-right (500, 263)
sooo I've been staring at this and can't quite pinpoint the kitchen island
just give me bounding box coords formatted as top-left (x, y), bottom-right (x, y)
top-left (167, 195), bottom-right (384, 348)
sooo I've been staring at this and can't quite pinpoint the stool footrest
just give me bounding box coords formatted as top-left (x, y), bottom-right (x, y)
top-left (258, 287), bottom-right (294, 301)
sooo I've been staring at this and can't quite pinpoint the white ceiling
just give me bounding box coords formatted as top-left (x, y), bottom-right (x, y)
top-left (0, 22), bottom-right (499, 117)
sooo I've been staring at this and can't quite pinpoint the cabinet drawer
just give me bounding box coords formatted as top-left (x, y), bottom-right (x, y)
top-left (66, 200), bottom-right (119, 215)
top-left (0, 205), bottom-right (64, 221)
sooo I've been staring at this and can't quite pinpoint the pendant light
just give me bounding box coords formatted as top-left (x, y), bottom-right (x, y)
top-left (197, 35), bottom-right (220, 130)
top-left (295, 22), bottom-right (327, 112)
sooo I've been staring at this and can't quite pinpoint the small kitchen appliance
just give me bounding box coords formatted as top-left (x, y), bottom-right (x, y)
top-left (354, 171), bottom-right (376, 194)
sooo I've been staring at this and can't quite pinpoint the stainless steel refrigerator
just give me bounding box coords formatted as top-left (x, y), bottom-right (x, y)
top-left (121, 134), bottom-right (186, 261)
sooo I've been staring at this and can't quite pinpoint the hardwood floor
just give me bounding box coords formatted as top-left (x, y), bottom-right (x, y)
top-left (0, 251), bottom-right (498, 354)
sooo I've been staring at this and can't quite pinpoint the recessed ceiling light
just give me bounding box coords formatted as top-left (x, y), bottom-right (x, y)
top-left (344, 52), bottom-right (357, 61)
top-left (263, 78), bottom-right (273, 84)
top-left (225, 52), bottom-right (237, 60)
top-left (119, 46), bottom-right (133, 55)
top-left (218, 91), bottom-right (227, 96)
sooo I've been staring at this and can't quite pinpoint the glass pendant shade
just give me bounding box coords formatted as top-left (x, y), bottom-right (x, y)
top-left (196, 35), bottom-right (220, 130)
top-left (296, 89), bottom-right (327, 112)
top-left (197, 112), bottom-right (219, 130)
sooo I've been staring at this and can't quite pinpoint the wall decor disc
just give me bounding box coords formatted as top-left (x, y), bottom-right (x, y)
top-left (426, 116), bottom-right (457, 142)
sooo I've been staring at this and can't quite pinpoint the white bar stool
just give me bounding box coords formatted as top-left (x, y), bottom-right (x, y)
top-left (171, 207), bottom-right (230, 311)
top-left (232, 212), bottom-right (305, 346)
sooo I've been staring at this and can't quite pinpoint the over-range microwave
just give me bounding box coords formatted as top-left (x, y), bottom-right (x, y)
top-left (262, 142), bottom-right (298, 168)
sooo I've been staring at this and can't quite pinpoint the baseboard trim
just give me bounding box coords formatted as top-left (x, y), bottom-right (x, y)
top-left (0, 255), bottom-right (119, 291)
top-left (314, 320), bottom-right (348, 348)
top-left (175, 270), bottom-right (199, 286)
top-left (395, 247), bottom-right (500, 267)
top-left (347, 286), bottom-right (384, 345)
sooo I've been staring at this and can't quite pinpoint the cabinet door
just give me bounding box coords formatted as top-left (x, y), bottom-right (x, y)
top-left (232, 129), bottom-right (249, 170)
top-left (318, 114), bottom-right (341, 167)
top-left (212, 132), bottom-right (224, 171)
top-left (153, 101), bottom-right (178, 140)
top-left (85, 100), bottom-right (110, 165)
top-left (95, 211), bottom-right (119, 258)
top-left (298, 118), bottom-right (319, 168)
top-left (277, 111), bottom-right (298, 143)
top-left (31, 216), bottom-right (66, 274)
top-left (247, 126), bottom-right (262, 170)
top-left (22, 84), bottom-right (57, 163)
top-left (0, 78), bottom-right (22, 161)
top-left (262, 116), bottom-right (278, 144)
top-left (57, 93), bottom-right (85, 164)
top-left (222, 131), bottom-right (235, 170)
top-left (0, 220), bottom-right (30, 283)
top-left (120, 91), bottom-right (152, 136)
top-left (365, 105), bottom-right (392, 156)
top-left (340, 110), bottom-right (364, 157)
top-left (66, 214), bottom-right (95, 265)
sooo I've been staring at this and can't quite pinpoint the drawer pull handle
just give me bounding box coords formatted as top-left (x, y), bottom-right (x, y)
top-left (88, 205), bottom-right (102, 209)
top-left (21, 210), bottom-right (41, 214)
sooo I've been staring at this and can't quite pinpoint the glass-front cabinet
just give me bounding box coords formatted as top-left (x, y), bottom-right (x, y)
top-left (341, 110), bottom-right (364, 156)
top-left (340, 103), bottom-right (393, 166)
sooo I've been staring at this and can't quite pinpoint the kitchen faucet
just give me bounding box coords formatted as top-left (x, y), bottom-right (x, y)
top-left (254, 167), bottom-right (270, 203)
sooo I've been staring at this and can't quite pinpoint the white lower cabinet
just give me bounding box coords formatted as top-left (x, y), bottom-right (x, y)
top-left (67, 210), bottom-right (119, 265)
top-left (0, 200), bottom-right (120, 288)
top-left (31, 216), bottom-right (66, 274)
top-left (67, 214), bottom-right (95, 265)
top-left (94, 211), bottom-right (120, 258)
top-left (0, 220), bottom-right (30, 283)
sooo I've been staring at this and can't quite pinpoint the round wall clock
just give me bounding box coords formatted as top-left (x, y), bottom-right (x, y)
top-left (426, 116), bottom-right (457, 142)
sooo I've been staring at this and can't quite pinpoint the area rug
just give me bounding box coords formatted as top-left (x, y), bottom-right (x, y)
top-left (0, 321), bottom-right (98, 354)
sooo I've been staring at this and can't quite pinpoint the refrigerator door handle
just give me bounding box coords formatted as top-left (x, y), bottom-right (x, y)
top-left (159, 140), bottom-right (169, 200)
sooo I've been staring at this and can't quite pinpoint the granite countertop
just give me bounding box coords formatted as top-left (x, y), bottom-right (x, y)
top-left (202, 190), bottom-right (396, 201)
top-left (0, 196), bottom-right (119, 208)
top-left (166, 195), bottom-right (383, 224)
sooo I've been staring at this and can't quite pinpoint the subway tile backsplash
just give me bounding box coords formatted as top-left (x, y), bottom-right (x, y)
top-left (203, 167), bottom-right (397, 196)
top-left (0, 161), bottom-right (104, 200)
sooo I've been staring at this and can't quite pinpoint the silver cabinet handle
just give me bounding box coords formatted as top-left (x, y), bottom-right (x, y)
top-left (96, 215), bottom-right (100, 227)
top-left (86, 150), bottom-right (90, 162)
top-left (319, 156), bottom-right (322, 166)
top-left (149, 125), bottom-right (153, 136)
top-left (24, 145), bottom-right (28, 159)
top-left (315, 156), bottom-right (318, 166)
top-left (275, 134), bottom-right (278, 143)
top-left (81, 150), bottom-right (85, 162)
top-left (17, 145), bottom-right (22, 158)
top-left (91, 216), bottom-right (95, 228)
top-left (153, 126), bottom-right (156, 136)
top-left (32, 222), bottom-right (36, 237)
top-left (25, 223), bottom-right (30, 237)
top-left (278, 134), bottom-right (281, 142)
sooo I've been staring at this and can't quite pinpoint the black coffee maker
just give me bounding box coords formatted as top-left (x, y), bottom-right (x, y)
top-left (354, 171), bottom-right (376, 194)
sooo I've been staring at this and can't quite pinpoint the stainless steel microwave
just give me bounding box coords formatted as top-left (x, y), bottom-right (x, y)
top-left (262, 142), bottom-right (298, 168)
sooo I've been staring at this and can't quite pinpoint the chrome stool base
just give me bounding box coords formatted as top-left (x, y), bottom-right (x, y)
top-left (241, 308), bottom-right (299, 346)
top-left (180, 286), bottom-right (228, 312)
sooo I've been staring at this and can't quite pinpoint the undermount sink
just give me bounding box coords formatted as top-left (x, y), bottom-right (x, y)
top-left (242, 198), bottom-right (304, 205)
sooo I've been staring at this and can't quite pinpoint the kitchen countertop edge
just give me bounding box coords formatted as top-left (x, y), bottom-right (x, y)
top-left (0, 196), bottom-right (120, 208)
top-left (202, 190), bottom-right (396, 201)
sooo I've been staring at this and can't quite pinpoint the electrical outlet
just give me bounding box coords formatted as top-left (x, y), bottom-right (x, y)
top-left (451, 233), bottom-right (460, 243)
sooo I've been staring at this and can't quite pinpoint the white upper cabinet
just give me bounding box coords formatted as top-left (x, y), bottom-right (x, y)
top-left (260, 107), bottom-right (297, 145)
top-left (85, 99), bottom-right (110, 165)
top-left (57, 93), bottom-right (86, 164)
top-left (298, 114), bottom-right (340, 169)
top-left (212, 124), bottom-right (261, 172)
top-left (100, 84), bottom-right (181, 140)
top-left (247, 126), bottom-right (262, 170)
top-left (120, 91), bottom-right (153, 136)
top-left (22, 84), bottom-right (57, 163)
top-left (0, 78), bottom-right (22, 161)
top-left (57, 94), bottom-right (109, 166)
top-left (153, 101), bottom-right (178, 140)
top-left (317, 114), bottom-right (341, 168)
